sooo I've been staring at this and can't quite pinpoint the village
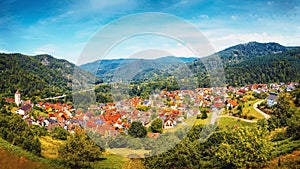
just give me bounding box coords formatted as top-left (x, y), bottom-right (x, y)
top-left (3, 82), bottom-right (299, 138)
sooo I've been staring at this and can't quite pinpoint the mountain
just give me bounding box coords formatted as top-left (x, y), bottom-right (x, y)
top-left (79, 56), bottom-right (197, 82)
top-left (0, 53), bottom-right (94, 99)
top-left (214, 41), bottom-right (288, 64)
top-left (224, 48), bottom-right (300, 85)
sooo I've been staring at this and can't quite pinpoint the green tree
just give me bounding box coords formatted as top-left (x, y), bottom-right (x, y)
top-left (128, 121), bottom-right (147, 138)
top-left (201, 111), bottom-right (208, 119)
top-left (0, 109), bottom-right (41, 155)
top-left (215, 127), bottom-right (272, 168)
top-left (149, 118), bottom-right (163, 133)
top-left (286, 109), bottom-right (300, 140)
top-left (51, 126), bottom-right (69, 140)
top-left (58, 127), bottom-right (103, 168)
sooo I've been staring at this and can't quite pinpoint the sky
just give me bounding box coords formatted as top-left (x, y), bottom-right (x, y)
top-left (0, 0), bottom-right (299, 64)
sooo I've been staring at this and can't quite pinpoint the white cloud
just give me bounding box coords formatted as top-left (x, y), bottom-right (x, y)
top-left (33, 44), bottom-right (57, 55)
top-left (231, 15), bottom-right (238, 20)
top-left (0, 49), bottom-right (12, 53)
top-left (39, 11), bottom-right (74, 24)
top-left (207, 32), bottom-right (300, 51)
top-left (199, 15), bottom-right (209, 19)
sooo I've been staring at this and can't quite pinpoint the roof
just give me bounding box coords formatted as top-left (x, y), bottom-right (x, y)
top-left (227, 100), bottom-right (238, 107)
top-left (267, 94), bottom-right (277, 100)
top-left (20, 104), bottom-right (32, 111)
top-left (4, 98), bottom-right (15, 103)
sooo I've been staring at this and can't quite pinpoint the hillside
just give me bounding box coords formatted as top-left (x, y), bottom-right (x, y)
top-left (214, 41), bottom-right (288, 64)
top-left (80, 56), bottom-right (197, 82)
top-left (80, 42), bottom-right (298, 86)
top-left (225, 48), bottom-right (300, 85)
top-left (0, 53), bottom-right (94, 99)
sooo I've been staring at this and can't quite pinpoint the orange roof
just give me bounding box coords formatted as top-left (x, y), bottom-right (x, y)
top-left (227, 100), bottom-right (238, 107)
top-left (4, 98), bottom-right (14, 103)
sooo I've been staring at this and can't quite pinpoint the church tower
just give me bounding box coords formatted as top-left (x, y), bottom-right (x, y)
top-left (15, 90), bottom-right (21, 106)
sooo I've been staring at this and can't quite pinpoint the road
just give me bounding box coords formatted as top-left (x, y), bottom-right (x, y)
top-left (44, 95), bottom-right (66, 100)
top-left (253, 100), bottom-right (270, 119)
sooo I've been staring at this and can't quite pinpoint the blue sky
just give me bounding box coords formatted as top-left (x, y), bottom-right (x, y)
top-left (0, 0), bottom-right (299, 64)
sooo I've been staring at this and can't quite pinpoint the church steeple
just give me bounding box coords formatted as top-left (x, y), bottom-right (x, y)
top-left (15, 90), bottom-right (21, 106)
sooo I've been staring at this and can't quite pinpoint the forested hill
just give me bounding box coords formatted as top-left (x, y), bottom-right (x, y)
top-left (224, 48), bottom-right (300, 86)
top-left (213, 41), bottom-right (288, 64)
top-left (192, 48), bottom-right (300, 87)
top-left (0, 53), bottom-right (94, 99)
top-left (79, 56), bottom-right (197, 81)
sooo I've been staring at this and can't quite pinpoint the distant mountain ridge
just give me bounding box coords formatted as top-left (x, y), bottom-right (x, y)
top-left (79, 56), bottom-right (197, 82)
top-left (80, 41), bottom-right (298, 83)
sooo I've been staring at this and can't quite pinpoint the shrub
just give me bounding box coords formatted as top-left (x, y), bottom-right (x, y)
top-left (51, 126), bottom-right (69, 140)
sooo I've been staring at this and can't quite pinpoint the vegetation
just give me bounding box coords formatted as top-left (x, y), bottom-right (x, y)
top-left (128, 121), bottom-right (148, 138)
top-left (51, 126), bottom-right (69, 140)
top-left (215, 127), bottom-right (272, 168)
top-left (58, 127), bottom-right (103, 169)
top-left (0, 108), bottom-right (41, 156)
top-left (0, 53), bottom-right (94, 100)
top-left (149, 118), bottom-right (163, 133)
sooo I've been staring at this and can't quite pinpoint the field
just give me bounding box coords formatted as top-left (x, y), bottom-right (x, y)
top-left (106, 148), bottom-right (150, 158)
top-left (40, 136), bottom-right (65, 158)
top-left (40, 136), bottom-right (128, 168)
top-left (92, 153), bottom-right (128, 169)
top-left (217, 116), bottom-right (256, 128)
top-left (242, 99), bottom-right (265, 119)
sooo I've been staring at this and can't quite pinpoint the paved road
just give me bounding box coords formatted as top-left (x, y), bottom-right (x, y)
top-left (253, 100), bottom-right (270, 119)
top-left (44, 95), bottom-right (66, 100)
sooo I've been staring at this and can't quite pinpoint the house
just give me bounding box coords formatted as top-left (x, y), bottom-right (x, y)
top-left (267, 93), bottom-right (278, 106)
top-left (16, 104), bottom-right (32, 116)
top-left (226, 100), bottom-right (237, 109)
top-left (163, 118), bottom-right (176, 129)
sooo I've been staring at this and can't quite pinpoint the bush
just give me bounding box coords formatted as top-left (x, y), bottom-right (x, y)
top-left (30, 125), bottom-right (48, 136)
top-left (127, 138), bottom-right (142, 150)
top-left (249, 115), bottom-right (255, 120)
top-left (128, 121), bottom-right (147, 138)
top-left (201, 111), bottom-right (208, 119)
top-left (0, 109), bottom-right (42, 156)
top-left (51, 126), bottom-right (69, 140)
top-left (149, 118), bottom-right (163, 133)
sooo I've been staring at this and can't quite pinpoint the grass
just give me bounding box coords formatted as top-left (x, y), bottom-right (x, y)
top-left (164, 113), bottom-right (212, 133)
top-left (92, 153), bottom-right (127, 169)
top-left (106, 148), bottom-right (151, 158)
top-left (217, 116), bottom-right (256, 128)
top-left (264, 150), bottom-right (300, 169)
top-left (242, 99), bottom-right (265, 119)
top-left (0, 137), bottom-right (61, 169)
top-left (225, 99), bottom-right (265, 120)
top-left (272, 138), bottom-right (300, 157)
top-left (40, 136), bottom-right (130, 169)
top-left (40, 136), bottom-right (65, 158)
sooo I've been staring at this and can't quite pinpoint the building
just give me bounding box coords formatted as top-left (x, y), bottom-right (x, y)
top-left (15, 90), bottom-right (21, 106)
top-left (267, 93), bottom-right (278, 106)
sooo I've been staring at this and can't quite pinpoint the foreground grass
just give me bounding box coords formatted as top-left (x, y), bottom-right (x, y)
top-left (40, 136), bottom-right (65, 158)
top-left (92, 153), bottom-right (128, 169)
top-left (40, 136), bottom-right (127, 169)
top-left (264, 150), bottom-right (300, 169)
top-left (0, 137), bottom-right (61, 169)
top-left (106, 148), bottom-right (150, 158)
